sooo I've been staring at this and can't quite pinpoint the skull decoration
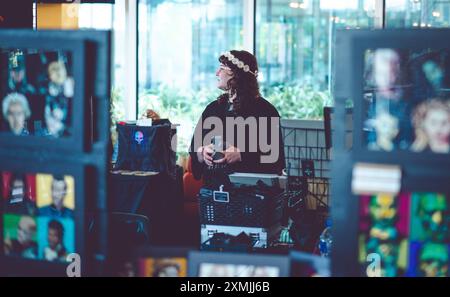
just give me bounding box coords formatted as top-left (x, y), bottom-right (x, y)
top-left (135, 131), bottom-right (144, 145)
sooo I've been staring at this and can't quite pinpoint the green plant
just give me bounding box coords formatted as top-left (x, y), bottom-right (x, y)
top-left (110, 86), bottom-right (125, 146)
top-left (138, 85), bottom-right (220, 154)
top-left (262, 83), bottom-right (333, 120)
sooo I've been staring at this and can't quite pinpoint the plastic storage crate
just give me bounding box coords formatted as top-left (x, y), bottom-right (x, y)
top-left (198, 184), bottom-right (285, 228)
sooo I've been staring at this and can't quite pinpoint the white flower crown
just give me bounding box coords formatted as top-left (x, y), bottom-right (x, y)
top-left (223, 51), bottom-right (258, 77)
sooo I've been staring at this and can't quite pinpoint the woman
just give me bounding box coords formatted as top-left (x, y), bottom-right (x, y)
top-left (189, 50), bottom-right (285, 183)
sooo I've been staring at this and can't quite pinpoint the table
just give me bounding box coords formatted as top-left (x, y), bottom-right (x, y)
top-left (109, 170), bottom-right (183, 245)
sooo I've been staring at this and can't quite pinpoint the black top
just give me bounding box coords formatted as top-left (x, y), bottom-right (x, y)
top-left (189, 96), bottom-right (285, 181)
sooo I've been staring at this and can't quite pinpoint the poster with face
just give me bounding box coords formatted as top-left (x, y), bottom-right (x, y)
top-left (0, 49), bottom-right (74, 138)
top-left (37, 216), bottom-right (75, 262)
top-left (2, 172), bottom-right (36, 216)
top-left (36, 174), bottom-right (75, 219)
top-left (3, 214), bottom-right (38, 260)
top-left (1, 172), bottom-right (77, 263)
top-left (358, 194), bottom-right (409, 277)
top-left (407, 242), bottom-right (449, 277)
top-left (363, 49), bottom-right (450, 154)
top-left (410, 193), bottom-right (450, 243)
top-left (359, 192), bottom-right (450, 277)
top-left (139, 257), bottom-right (187, 277)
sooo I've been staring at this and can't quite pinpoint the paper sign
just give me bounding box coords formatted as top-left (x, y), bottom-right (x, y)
top-left (352, 162), bottom-right (401, 195)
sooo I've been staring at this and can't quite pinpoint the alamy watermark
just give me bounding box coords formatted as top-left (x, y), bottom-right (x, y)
top-left (189, 116), bottom-right (281, 163)
top-left (65, 252), bottom-right (381, 277)
top-left (366, 253), bottom-right (381, 277)
top-left (66, 253), bottom-right (81, 277)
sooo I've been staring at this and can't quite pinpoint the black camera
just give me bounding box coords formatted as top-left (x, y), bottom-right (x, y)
top-left (211, 135), bottom-right (225, 161)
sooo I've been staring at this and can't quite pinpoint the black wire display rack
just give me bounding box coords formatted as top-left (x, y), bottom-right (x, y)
top-left (281, 120), bottom-right (331, 210)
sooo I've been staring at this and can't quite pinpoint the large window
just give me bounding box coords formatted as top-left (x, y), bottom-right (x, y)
top-left (386, 0), bottom-right (450, 28)
top-left (77, 1), bottom-right (136, 166)
top-left (131, 0), bottom-right (450, 156)
top-left (256, 0), bottom-right (376, 119)
top-left (137, 0), bottom-right (244, 154)
top-left (78, 3), bottom-right (114, 30)
top-left (78, 0), bottom-right (130, 153)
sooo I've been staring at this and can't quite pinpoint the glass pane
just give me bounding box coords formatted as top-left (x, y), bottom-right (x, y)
top-left (256, 0), bottom-right (375, 119)
top-left (386, 0), bottom-right (450, 28)
top-left (137, 0), bottom-right (244, 154)
top-left (77, 2), bottom-right (126, 149)
top-left (111, 0), bottom-right (127, 125)
top-left (78, 3), bottom-right (113, 30)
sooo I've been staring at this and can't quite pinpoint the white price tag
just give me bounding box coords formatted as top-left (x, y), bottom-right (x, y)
top-left (352, 162), bottom-right (401, 195)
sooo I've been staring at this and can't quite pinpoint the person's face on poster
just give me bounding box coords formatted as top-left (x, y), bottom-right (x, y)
top-left (17, 218), bottom-right (35, 245)
top-left (420, 259), bottom-right (448, 277)
top-left (374, 49), bottom-right (401, 91)
top-left (418, 195), bottom-right (449, 241)
top-left (48, 61), bottom-right (67, 86)
top-left (370, 195), bottom-right (397, 224)
top-left (419, 244), bottom-right (449, 277)
top-left (422, 108), bottom-right (450, 149)
top-left (157, 265), bottom-right (179, 277)
top-left (6, 102), bottom-right (26, 135)
top-left (374, 113), bottom-right (399, 140)
top-left (51, 180), bottom-right (67, 208)
top-left (45, 105), bottom-right (66, 136)
top-left (372, 112), bottom-right (399, 151)
top-left (422, 60), bottom-right (444, 90)
top-left (47, 228), bottom-right (61, 250)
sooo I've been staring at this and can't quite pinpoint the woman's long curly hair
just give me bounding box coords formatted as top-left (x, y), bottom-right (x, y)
top-left (217, 50), bottom-right (261, 115)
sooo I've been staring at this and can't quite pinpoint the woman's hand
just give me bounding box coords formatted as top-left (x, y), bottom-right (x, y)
top-left (214, 145), bottom-right (242, 165)
top-left (197, 144), bottom-right (214, 166)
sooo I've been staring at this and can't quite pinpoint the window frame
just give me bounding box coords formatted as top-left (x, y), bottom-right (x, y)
top-left (127, 0), bottom-right (387, 121)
